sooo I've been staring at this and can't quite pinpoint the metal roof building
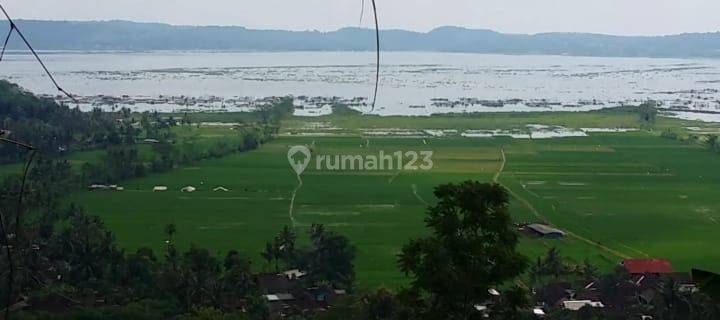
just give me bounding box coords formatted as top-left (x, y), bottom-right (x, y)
top-left (526, 224), bottom-right (566, 239)
top-left (621, 259), bottom-right (674, 275)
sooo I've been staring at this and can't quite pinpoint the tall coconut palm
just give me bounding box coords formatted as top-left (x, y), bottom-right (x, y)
top-left (543, 247), bottom-right (565, 279)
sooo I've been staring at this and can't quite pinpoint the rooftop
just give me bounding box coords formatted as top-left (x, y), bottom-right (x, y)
top-left (622, 259), bottom-right (674, 274)
top-left (562, 300), bottom-right (605, 311)
top-left (527, 224), bottom-right (566, 236)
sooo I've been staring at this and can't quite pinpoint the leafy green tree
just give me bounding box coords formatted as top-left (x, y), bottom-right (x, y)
top-left (529, 257), bottom-right (545, 287)
top-left (221, 250), bottom-right (254, 297)
top-left (578, 259), bottom-right (599, 281)
top-left (82, 146), bottom-right (146, 183)
top-left (705, 135), bottom-right (719, 152)
top-left (543, 247), bottom-right (566, 279)
top-left (638, 100), bottom-right (658, 127)
top-left (276, 225), bottom-right (297, 267)
top-left (0, 80), bottom-right (125, 162)
top-left (180, 247), bottom-right (222, 309)
top-left (490, 286), bottom-right (531, 320)
top-left (397, 181), bottom-right (528, 319)
top-left (165, 223), bottom-right (179, 271)
top-left (260, 241), bottom-right (279, 272)
top-left (246, 295), bottom-right (270, 320)
top-left (123, 247), bottom-right (161, 297)
top-left (299, 224), bottom-right (356, 289)
top-left (48, 210), bottom-right (123, 286)
top-left (318, 287), bottom-right (397, 320)
top-left (363, 287), bottom-right (397, 320)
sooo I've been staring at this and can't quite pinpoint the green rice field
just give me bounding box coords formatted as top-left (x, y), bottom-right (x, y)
top-left (59, 113), bottom-right (720, 288)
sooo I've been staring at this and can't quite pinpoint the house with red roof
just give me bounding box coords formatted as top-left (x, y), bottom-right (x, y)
top-left (621, 259), bottom-right (674, 275)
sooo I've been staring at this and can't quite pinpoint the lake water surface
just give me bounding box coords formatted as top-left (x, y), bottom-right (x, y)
top-left (2, 51), bottom-right (720, 119)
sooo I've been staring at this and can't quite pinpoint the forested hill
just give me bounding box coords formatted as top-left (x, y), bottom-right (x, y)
top-left (3, 20), bottom-right (720, 58)
top-left (0, 80), bottom-right (120, 162)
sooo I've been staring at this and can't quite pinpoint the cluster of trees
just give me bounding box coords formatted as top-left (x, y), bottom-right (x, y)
top-left (0, 80), bottom-right (131, 163)
top-left (8, 180), bottom-right (527, 320)
top-left (261, 224), bottom-right (356, 290)
top-left (0, 120), bottom-right (275, 234)
top-left (0, 84), bottom-right (308, 318)
top-left (78, 102), bottom-right (283, 184)
top-left (1, 79), bottom-right (291, 182)
top-left (1, 204), bottom-right (265, 319)
top-left (0, 198), bottom-right (357, 319)
top-left (637, 100), bottom-right (659, 127)
top-left (79, 123), bottom-right (272, 185)
top-left (395, 182), bottom-right (528, 319)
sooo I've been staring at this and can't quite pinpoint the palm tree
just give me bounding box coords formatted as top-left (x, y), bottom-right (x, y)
top-left (310, 223), bottom-right (326, 243)
top-left (529, 257), bottom-right (545, 287)
top-left (164, 223), bottom-right (176, 243)
top-left (164, 223), bottom-right (178, 270)
top-left (261, 241), bottom-right (278, 272)
top-left (543, 247), bottom-right (565, 278)
top-left (580, 259), bottom-right (599, 280)
top-left (277, 225), bottom-right (297, 267)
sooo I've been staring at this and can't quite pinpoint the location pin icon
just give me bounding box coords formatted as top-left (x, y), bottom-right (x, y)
top-left (287, 146), bottom-right (312, 176)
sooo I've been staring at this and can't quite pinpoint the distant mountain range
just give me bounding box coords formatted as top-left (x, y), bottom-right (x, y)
top-left (3, 20), bottom-right (720, 58)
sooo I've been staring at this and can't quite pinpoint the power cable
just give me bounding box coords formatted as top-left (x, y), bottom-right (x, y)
top-left (0, 2), bottom-right (65, 317)
top-left (369, 0), bottom-right (380, 113)
top-left (0, 4), bottom-right (77, 102)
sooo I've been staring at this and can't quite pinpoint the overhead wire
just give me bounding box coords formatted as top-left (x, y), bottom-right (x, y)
top-left (0, 1), bottom-right (380, 317)
top-left (0, 2), bottom-right (66, 318)
top-left (0, 25), bottom-right (12, 62)
top-left (0, 3), bottom-right (76, 102)
top-left (0, 138), bottom-right (35, 320)
top-left (369, 0), bottom-right (380, 113)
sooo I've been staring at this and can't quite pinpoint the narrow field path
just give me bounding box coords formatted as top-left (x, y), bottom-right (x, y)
top-left (494, 148), bottom-right (632, 260)
top-left (411, 184), bottom-right (429, 206)
top-left (493, 148), bottom-right (507, 183)
top-left (288, 174), bottom-right (303, 228)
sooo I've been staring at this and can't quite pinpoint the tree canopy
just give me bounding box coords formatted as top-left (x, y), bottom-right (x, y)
top-left (397, 181), bottom-right (528, 319)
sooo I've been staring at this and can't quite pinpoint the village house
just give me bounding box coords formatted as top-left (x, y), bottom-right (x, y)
top-left (621, 259), bottom-right (674, 275)
top-left (256, 271), bottom-right (347, 319)
top-left (524, 223), bottom-right (566, 239)
top-left (88, 184), bottom-right (122, 191)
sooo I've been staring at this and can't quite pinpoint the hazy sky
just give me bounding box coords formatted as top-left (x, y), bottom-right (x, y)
top-left (2, 0), bottom-right (720, 35)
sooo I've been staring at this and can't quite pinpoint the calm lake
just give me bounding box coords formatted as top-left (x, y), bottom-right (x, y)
top-left (2, 51), bottom-right (720, 119)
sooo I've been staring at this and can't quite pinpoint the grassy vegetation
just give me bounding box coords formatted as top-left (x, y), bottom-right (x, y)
top-left (6, 109), bottom-right (720, 289)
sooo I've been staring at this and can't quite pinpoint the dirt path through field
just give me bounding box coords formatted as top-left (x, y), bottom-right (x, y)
top-left (411, 184), bottom-right (429, 206)
top-left (289, 174), bottom-right (303, 228)
top-left (494, 148), bottom-right (632, 260)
